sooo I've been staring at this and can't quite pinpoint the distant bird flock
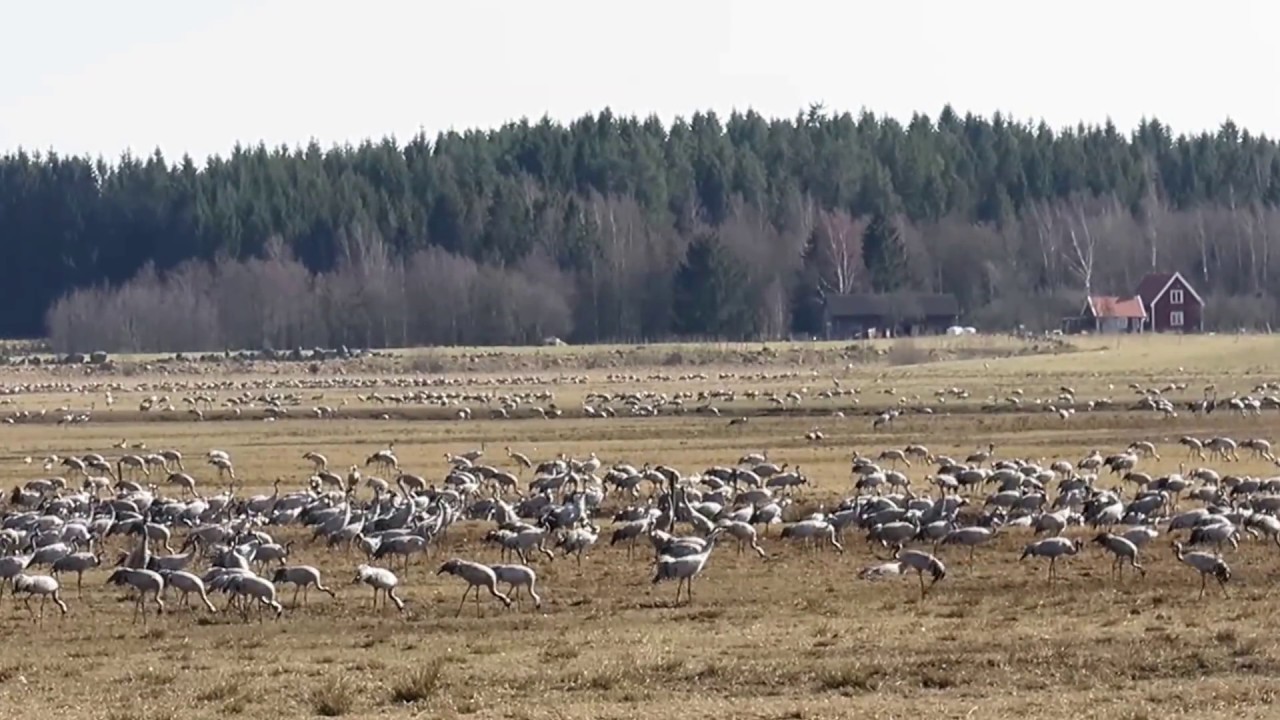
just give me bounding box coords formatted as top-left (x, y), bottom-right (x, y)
top-left (5, 372), bottom-right (1280, 428)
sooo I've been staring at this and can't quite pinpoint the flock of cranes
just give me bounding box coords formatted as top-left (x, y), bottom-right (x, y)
top-left (9, 368), bottom-right (1280, 431)
top-left (1, 426), bottom-right (1277, 627)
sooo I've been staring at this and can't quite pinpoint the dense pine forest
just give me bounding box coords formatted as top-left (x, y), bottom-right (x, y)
top-left (5, 105), bottom-right (1279, 352)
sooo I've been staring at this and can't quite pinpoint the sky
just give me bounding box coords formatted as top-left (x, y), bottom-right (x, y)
top-left (2, 0), bottom-right (1277, 162)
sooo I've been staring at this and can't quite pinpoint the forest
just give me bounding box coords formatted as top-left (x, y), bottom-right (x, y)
top-left (4, 105), bottom-right (1279, 352)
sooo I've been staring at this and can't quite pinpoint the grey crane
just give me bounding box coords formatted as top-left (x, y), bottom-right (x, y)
top-left (12, 574), bottom-right (68, 622)
top-left (489, 563), bottom-right (542, 610)
top-left (651, 532), bottom-right (720, 606)
top-left (106, 567), bottom-right (166, 623)
top-left (51, 552), bottom-right (100, 597)
top-left (354, 564), bottom-right (406, 612)
top-left (1171, 541), bottom-right (1231, 599)
top-left (272, 565), bottom-right (337, 607)
top-left (1091, 532), bottom-right (1145, 580)
top-left (437, 558), bottom-right (510, 617)
top-left (1020, 537), bottom-right (1084, 584)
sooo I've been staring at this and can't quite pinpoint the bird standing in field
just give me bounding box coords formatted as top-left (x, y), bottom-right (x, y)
top-left (1171, 541), bottom-right (1230, 599)
top-left (858, 549), bottom-right (947, 600)
top-left (1020, 537), bottom-right (1083, 584)
top-left (11, 574), bottom-right (68, 623)
top-left (651, 530), bottom-right (721, 606)
top-left (436, 558), bottom-right (511, 617)
top-left (354, 564), bottom-right (406, 613)
top-left (1092, 532), bottom-right (1145, 581)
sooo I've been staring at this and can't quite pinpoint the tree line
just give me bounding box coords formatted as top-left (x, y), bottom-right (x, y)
top-left (6, 105), bottom-right (1279, 352)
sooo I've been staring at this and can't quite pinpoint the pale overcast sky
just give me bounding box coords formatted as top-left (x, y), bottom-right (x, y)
top-left (2, 0), bottom-right (1276, 162)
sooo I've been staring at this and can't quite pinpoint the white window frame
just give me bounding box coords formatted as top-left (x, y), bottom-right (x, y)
top-left (1170, 289), bottom-right (1184, 304)
top-left (1170, 311), bottom-right (1185, 327)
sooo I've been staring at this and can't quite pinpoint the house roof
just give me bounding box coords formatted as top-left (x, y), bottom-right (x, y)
top-left (825, 293), bottom-right (960, 319)
top-left (1136, 271), bottom-right (1204, 307)
top-left (1087, 295), bottom-right (1147, 319)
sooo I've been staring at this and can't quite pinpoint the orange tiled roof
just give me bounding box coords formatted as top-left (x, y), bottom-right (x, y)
top-left (1087, 295), bottom-right (1146, 319)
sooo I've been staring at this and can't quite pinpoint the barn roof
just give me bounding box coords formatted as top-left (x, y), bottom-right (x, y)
top-left (1086, 295), bottom-right (1147, 319)
top-left (825, 293), bottom-right (960, 319)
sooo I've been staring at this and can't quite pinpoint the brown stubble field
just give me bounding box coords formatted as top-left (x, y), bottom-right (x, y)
top-left (3, 335), bottom-right (1280, 719)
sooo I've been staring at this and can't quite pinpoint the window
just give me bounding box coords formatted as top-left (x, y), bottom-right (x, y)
top-left (1170, 311), bottom-right (1185, 327)
top-left (1170, 289), bottom-right (1184, 304)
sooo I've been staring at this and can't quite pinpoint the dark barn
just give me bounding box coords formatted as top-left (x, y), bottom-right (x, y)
top-left (823, 293), bottom-right (960, 339)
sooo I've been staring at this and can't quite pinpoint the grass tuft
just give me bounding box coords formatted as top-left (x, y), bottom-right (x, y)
top-left (310, 677), bottom-right (358, 717)
top-left (389, 661), bottom-right (444, 704)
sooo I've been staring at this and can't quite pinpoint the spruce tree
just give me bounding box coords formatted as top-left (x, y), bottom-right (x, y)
top-left (861, 211), bottom-right (908, 293)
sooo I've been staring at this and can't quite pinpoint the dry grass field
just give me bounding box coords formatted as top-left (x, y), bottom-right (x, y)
top-left (3, 334), bottom-right (1280, 720)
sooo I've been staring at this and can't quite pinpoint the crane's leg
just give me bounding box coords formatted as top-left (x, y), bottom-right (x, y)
top-left (1199, 573), bottom-right (1207, 600)
top-left (1218, 575), bottom-right (1229, 598)
top-left (456, 586), bottom-right (471, 617)
top-left (476, 587), bottom-right (482, 617)
top-left (918, 571), bottom-right (927, 599)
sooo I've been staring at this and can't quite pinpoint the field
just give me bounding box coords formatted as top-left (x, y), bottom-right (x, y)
top-left (3, 333), bottom-right (1280, 720)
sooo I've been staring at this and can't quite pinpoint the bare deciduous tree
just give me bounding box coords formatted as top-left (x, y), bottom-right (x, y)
top-left (811, 209), bottom-right (866, 295)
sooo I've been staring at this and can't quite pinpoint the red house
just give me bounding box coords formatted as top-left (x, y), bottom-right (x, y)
top-left (1135, 271), bottom-right (1204, 333)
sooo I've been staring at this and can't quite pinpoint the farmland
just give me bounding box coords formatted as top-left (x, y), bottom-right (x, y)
top-left (2, 333), bottom-right (1280, 720)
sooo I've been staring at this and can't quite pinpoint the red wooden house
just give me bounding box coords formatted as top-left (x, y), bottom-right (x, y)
top-left (1135, 271), bottom-right (1204, 333)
